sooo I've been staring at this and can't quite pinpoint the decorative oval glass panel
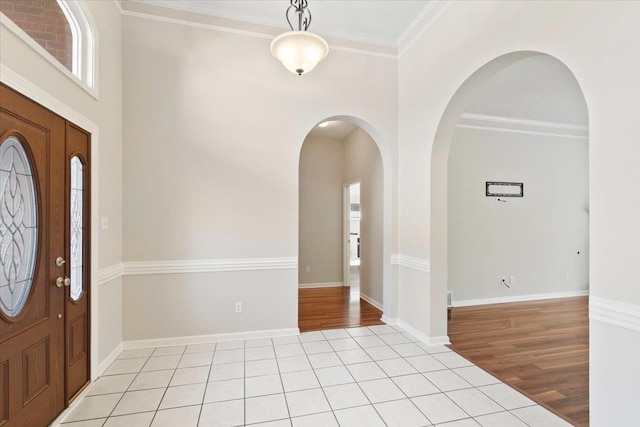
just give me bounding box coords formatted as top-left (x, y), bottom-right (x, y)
top-left (0, 136), bottom-right (38, 318)
top-left (70, 156), bottom-right (84, 301)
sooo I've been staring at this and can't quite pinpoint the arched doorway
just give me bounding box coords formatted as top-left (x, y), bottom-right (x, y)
top-left (297, 116), bottom-right (394, 330)
top-left (430, 51), bottom-right (589, 424)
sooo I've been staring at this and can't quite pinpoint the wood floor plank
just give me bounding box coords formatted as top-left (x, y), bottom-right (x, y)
top-left (448, 296), bottom-right (589, 426)
top-left (298, 287), bottom-right (384, 332)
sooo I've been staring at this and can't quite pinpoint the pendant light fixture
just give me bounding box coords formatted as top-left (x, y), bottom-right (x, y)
top-left (270, 0), bottom-right (329, 76)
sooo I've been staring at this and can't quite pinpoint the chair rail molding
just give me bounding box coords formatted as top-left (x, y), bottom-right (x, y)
top-left (98, 263), bottom-right (125, 286)
top-left (120, 257), bottom-right (298, 276)
top-left (392, 254), bottom-right (430, 273)
top-left (590, 296), bottom-right (640, 332)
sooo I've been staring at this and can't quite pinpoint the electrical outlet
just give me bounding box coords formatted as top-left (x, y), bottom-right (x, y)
top-left (305, 266), bottom-right (310, 273)
top-left (509, 276), bottom-right (515, 284)
top-left (101, 217), bottom-right (109, 230)
top-left (235, 302), bottom-right (242, 313)
top-left (565, 272), bottom-right (569, 280)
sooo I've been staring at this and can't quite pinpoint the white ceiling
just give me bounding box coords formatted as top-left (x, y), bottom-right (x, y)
top-left (307, 121), bottom-right (358, 140)
top-left (465, 55), bottom-right (589, 126)
top-left (129, 0), bottom-right (431, 46)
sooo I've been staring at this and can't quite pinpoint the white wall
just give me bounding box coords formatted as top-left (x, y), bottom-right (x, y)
top-left (299, 137), bottom-right (344, 285)
top-left (448, 126), bottom-right (589, 303)
top-left (121, 6), bottom-right (398, 340)
top-left (0, 1), bottom-right (123, 372)
top-left (397, 1), bottom-right (640, 422)
top-left (344, 128), bottom-right (384, 305)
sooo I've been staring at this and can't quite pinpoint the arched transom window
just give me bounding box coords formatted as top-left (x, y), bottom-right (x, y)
top-left (0, 0), bottom-right (96, 90)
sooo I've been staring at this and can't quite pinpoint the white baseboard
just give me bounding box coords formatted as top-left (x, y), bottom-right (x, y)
top-left (50, 383), bottom-right (94, 426)
top-left (298, 282), bottom-right (344, 289)
top-left (380, 315), bottom-right (397, 325)
top-left (590, 296), bottom-right (640, 332)
top-left (452, 290), bottom-right (589, 307)
top-left (398, 319), bottom-right (451, 346)
top-left (360, 293), bottom-right (383, 311)
top-left (96, 342), bottom-right (124, 378)
top-left (123, 327), bottom-right (300, 350)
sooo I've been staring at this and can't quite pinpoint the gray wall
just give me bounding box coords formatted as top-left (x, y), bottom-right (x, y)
top-left (299, 138), bottom-right (344, 285)
top-left (344, 128), bottom-right (384, 304)
top-left (298, 129), bottom-right (384, 305)
top-left (448, 126), bottom-right (589, 303)
top-left (121, 11), bottom-right (398, 340)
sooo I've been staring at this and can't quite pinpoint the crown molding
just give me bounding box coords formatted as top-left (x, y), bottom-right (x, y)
top-left (127, 0), bottom-right (426, 48)
top-left (121, 9), bottom-right (274, 40)
top-left (127, 0), bottom-right (296, 35)
top-left (119, 1), bottom-right (452, 56)
top-left (121, 4), bottom-right (397, 58)
top-left (460, 113), bottom-right (588, 133)
top-left (113, 0), bottom-right (123, 14)
top-left (396, 0), bottom-right (442, 46)
top-left (398, 0), bottom-right (453, 56)
top-left (457, 113), bottom-right (589, 139)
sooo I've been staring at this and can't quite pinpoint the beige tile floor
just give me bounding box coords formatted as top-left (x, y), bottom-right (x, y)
top-left (56, 325), bottom-right (572, 427)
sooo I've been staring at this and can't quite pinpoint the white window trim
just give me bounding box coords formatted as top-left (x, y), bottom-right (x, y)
top-left (0, 0), bottom-right (98, 99)
top-left (57, 0), bottom-right (97, 90)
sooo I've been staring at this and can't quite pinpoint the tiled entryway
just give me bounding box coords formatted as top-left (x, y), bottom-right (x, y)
top-left (57, 325), bottom-right (572, 427)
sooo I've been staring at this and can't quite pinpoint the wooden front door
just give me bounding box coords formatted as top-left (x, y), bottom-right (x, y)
top-left (0, 84), bottom-right (91, 426)
top-left (64, 123), bottom-right (90, 403)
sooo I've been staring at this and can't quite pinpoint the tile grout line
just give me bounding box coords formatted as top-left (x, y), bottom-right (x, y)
top-left (297, 331), bottom-right (342, 425)
top-left (270, 337), bottom-right (294, 425)
top-left (148, 345), bottom-right (186, 425)
top-left (196, 341), bottom-right (216, 427)
top-left (73, 326), bottom-right (565, 427)
top-left (353, 327), bottom-right (435, 426)
top-left (325, 327), bottom-right (392, 426)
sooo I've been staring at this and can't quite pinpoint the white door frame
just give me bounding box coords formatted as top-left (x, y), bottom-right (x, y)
top-left (0, 64), bottom-right (102, 381)
top-left (343, 180), bottom-right (360, 288)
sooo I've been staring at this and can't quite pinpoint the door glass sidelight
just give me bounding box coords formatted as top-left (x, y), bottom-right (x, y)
top-left (0, 135), bottom-right (38, 318)
top-left (69, 156), bottom-right (83, 301)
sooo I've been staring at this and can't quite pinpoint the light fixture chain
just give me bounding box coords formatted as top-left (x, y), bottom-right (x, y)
top-left (286, 0), bottom-right (312, 31)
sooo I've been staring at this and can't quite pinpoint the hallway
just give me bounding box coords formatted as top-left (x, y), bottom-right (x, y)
top-left (299, 287), bottom-right (384, 332)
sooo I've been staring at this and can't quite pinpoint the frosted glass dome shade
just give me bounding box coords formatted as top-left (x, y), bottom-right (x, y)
top-left (270, 31), bottom-right (329, 75)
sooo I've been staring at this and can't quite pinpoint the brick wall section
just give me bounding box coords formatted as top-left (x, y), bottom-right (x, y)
top-left (0, 0), bottom-right (72, 71)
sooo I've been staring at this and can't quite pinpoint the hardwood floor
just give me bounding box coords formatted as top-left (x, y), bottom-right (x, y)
top-left (448, 297), bottom-right (589, 426)
top-left (298, 287), bottom-right (384, 332)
